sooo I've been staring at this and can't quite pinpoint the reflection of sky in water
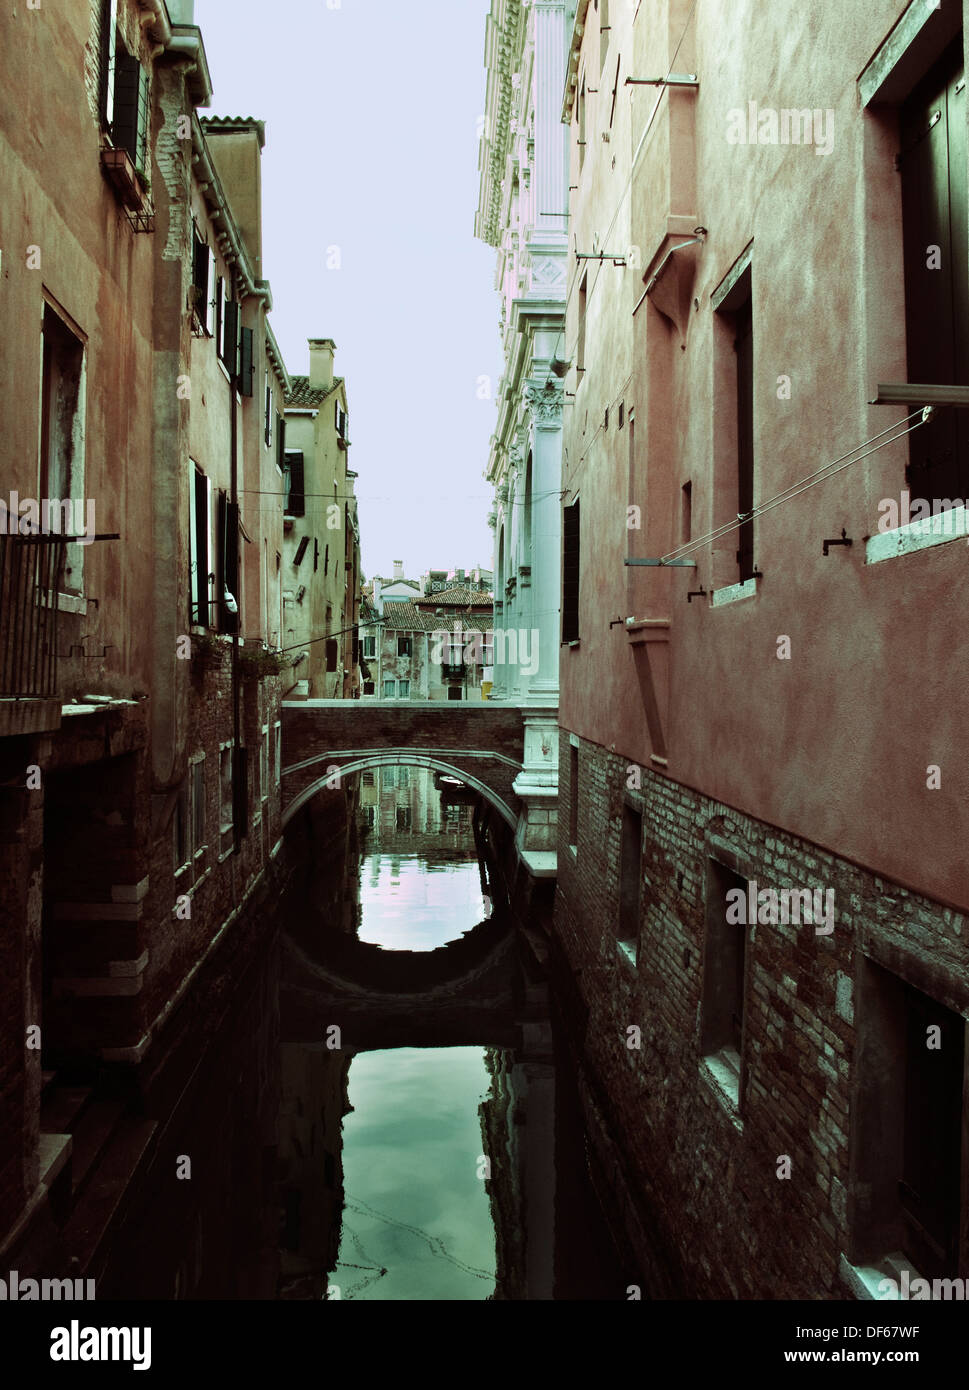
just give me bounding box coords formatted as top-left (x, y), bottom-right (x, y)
top-left (334, 1048), bottom-right (496, 1301)
top-left (358, 855), bottom-right (485, 950)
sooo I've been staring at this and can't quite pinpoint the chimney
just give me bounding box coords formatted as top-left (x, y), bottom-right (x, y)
top-left (308, 338), bottom-right (336, 391)
top-left (393, 560), bottom-right (404, 580)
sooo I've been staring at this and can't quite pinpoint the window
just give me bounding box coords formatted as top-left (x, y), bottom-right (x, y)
top-left (397, 767), bottom-right (410, 788)
top-left (700, 858), bottom-right (749, 1108)
top-left (398, 679), bottom-right (411, 699)
top-left (103, 2), bottom-right (149, 177)
top-left (189, 464), bottom-right (211, 626)
top-left (219, 745), bottom-right (233, 858)
top-left (364, 806), bottom-right (375, 827)
top-left (618, 803), bottom-right (642, 963)
top-left (578, 76), bottom-right (587, 171)
top-left (191, 224), bottom-right (214, 335)
top-left (713, 261), bottom-right (755, 583)
top-left (599, 0), bottom-right (610, 71)
top-left (216, 491), bottom-right (239, 634)
top-left (569, 742), bottom-right (579, 849)
top-left (283, 451), bottom-right (305, 517)
top-left (382, 679), bottom-right (396, 698)
top-left (264, 369), bottom-right (273, 449)
top-left (362, 635), bottom-right (377, 659)
top-left (849, 958), bottom-right (966, 1284)
top-left (901, 40), bottom-right (969, 500)
top-left (361, 769), bottom-right (375, 786)
top-left (215, 277), bottom-right (225, 359)
top-left (260, 727), bottom-right (269, 804)
top-left (734, 295), bottom-right (755, 581)
top-left (326, 638), bottom-right (338, 673)
top-left (562, 499), bottom-right (581, 641)
top-left (323, 544), bottom-right (328, 575)
top-left (681, 480), bottom-right (693, 543)
top-left (363, 680), bottom-right (375, 695)
top-left (276, 414), bottom-right (286, 472)
top-left (274, 722), bottom-right (281, 783)
top-left (173, 782), bottom-right (189, 871)
top-left (396, 807), bottom-right (412, 831)
top-left (397, 637), bottom-right (412, 658)
top-left (577, 272), bottom-right (588, 373)
top-left (39, 303), bottom-right (86, 593)
top-left (447, 686), bottom-right (463, 700)
top-left (191, 758), bottom-right (206, 857)
top-left (239, 326), bottom-right (254, 397)
top-left (219, 287), bottom-right (239, 375)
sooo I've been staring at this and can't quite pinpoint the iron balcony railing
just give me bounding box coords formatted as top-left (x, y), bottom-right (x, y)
top-left (0, 534), bottom-right (67, 698)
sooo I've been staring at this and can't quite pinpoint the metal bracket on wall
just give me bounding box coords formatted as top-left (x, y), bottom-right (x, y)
top-left (822, 529), bottom-right (853, 556)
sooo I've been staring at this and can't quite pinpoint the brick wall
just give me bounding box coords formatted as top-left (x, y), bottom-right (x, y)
top-left (554, 729), bottom-right (969, 1298)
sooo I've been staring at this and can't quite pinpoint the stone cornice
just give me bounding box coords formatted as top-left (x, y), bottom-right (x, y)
top-left (475, 0), bottom-right (525, 249)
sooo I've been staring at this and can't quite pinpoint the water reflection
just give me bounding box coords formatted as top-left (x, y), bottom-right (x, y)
top-left (334, 1048), bottom-right (496, 1300)
top-left (357, 766), bottom-right (486, 950)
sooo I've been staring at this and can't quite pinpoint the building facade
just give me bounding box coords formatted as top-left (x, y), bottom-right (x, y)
top-left (555, 0), bottom-right (969, 1297)
top-left (476, 0), bottom-right (574, 863)
top-left (281, 339), bottom-right (361, 701)
top-left (0, 0), bottom-right (297, 1279)
top-left (361, 579), bottom-right (494, 702)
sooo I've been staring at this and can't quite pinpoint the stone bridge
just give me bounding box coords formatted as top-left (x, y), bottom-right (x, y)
top-left (281, 700), bottom-right (528, 830)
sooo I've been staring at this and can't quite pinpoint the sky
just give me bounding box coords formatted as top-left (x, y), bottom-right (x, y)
top-left (195, 0), bottom-right (502, 583)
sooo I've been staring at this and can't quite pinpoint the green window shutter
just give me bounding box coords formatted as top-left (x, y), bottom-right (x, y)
top-left (562, 500), bottom-right (580, 642)
top-left (112, 47), bottom-right (143, 166)
top-left (239, 326), bottom-right (254, 396)
top-left (222, 298), bottom-right (239, 375)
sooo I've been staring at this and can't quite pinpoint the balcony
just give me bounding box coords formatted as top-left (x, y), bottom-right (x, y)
top-left (0, 535), bottom-right (66, 735)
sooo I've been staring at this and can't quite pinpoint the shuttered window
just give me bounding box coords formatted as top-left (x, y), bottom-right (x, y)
top-left (901, 41), bottom-right (969, 501)
top-left (239, 326), bottom-right (254, 396)
top-left (562, 500), bottom-right (580, 642)
top-left (112, 45), bottom-right (149, 174)
top-left (735, 295), bottom-right (755, 581)
top-left (216, 492), bottom-right (239, 634)
top-left (190, 466), bottom-right (211, 626)
top-left (192, 225), bottom-right (209, 331)
top-left (283, 451), bottom-right (305, 517)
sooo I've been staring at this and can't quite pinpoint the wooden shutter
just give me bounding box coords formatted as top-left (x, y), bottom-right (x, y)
top-left (276, 415), bottom-right (286, 472)
top-left (193, 470), bottom-right (209, 625)
top-left (232, 745), bottom-right (248, 843)
top-left (562, 500), bottom-right (580, 642)
top-left (326, 639), bottom-right (338, 672)
top-left (222, 298), bottom-right (238, 375)
top-left (99, 0), bottom-right (118, 127)
top-left (112, 47), bottom-right (144, 166)
top-left (217, 492), bottom-right (239, 633)
top-left (205, 249), bottom-right (217, 337)
top-left (735, 297), bottom-right (755, 582)
top-left (284, 451), bottom-right (305, 517)
top-left (239, 326), bottom-right (254, 396)
top-left (901, 43), bottom-right (969, 500)
top-left (192, 227), bottom-right (208, 324)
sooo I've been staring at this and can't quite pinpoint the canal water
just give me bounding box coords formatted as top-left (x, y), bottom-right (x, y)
top-left (290, 765), bottom-right (632, 1301)
top-left (95, 766), bottom-right (632, 1300)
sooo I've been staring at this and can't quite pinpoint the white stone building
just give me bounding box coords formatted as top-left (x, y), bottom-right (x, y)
top-left (476, 0), bottom-right (573, 863)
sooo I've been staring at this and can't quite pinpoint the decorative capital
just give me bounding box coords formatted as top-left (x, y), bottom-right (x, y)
top-left (524, 378), bottom-right (564, 424)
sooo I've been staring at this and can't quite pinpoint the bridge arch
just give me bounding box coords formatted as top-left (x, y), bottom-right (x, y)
top-left (281, 749), bottom-right (518, 829)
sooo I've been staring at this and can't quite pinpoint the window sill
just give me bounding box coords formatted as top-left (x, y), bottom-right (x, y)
top-left (699, 1050), bottom-right (744, 1130)
top-left (838, 1251), bottom-right (926, 1301)
top-left (865, 505), bottom-right (969, 565)
top-left (711, 578), bottom-right (759, 609)
top-left (42, 591), bottom-right (87, 615)
top-left (617, 939), bottom-right (638, 970)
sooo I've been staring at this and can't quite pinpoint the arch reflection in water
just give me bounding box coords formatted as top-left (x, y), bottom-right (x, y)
top-left (357, 765), bottom-right (489, 950)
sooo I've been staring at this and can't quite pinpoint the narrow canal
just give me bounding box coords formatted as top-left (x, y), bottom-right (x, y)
top-left (279, 766), bottom-right (633, 1300)
top-left (94, 767), bottom-right (636, 1300)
